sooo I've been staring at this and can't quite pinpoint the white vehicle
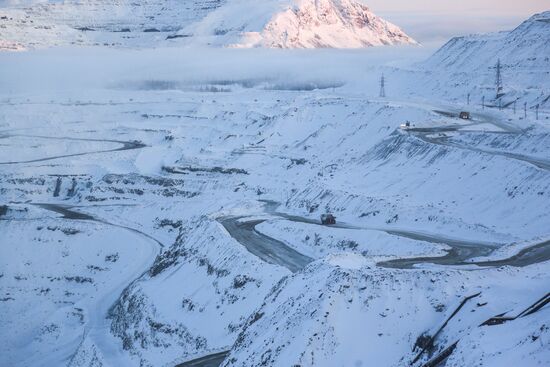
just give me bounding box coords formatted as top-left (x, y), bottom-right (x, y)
top-left (400, 122), bottom-right (412, 130)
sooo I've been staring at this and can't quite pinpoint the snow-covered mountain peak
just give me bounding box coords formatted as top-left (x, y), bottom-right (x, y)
top-left (192, 0), bottom-right (418, 48)
top-left (256, 0), bottom-right (416, 48)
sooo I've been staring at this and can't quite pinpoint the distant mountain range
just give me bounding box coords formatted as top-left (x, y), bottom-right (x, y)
top-left (0, 0), bottom-right (416, 50)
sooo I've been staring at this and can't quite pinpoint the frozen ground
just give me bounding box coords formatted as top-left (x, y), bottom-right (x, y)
top-left (1, 25), bottom-right (549, 367)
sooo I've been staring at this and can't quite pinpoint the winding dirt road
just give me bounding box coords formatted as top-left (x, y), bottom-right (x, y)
top-left (409, 109), bottom-right (550, 171)
top-left (11, 104), bottom-right (549, 367)
top-left (22, 203), bottom-right (163, 367)
top-left (195, 203), bottom-right (549, 367)
top-left (220, 209), bottom-right (550, 271)
top-left (175, 351), bottom-right (230, 367)
top-left (35, 203), bottom-right (164, 248)
top-left (219, 217), bottom-right (313, 273)
top-left (0, 134), bottom-right (146, 165)
top-left (408, 127), bottom-right (550, 171)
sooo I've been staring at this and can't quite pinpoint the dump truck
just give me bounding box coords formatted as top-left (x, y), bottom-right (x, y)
top-left (459, 112), bottom-right (471, 120)
top-left (321, 214), bottom-right (336, 225)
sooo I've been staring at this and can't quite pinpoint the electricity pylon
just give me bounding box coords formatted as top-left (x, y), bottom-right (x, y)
top-left (495, 59), bottom-right (503, 99)
top-left (379, 74), bottom-right (386, 98)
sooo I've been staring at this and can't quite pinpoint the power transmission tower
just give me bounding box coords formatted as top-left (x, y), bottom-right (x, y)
top-left (495, 59), bottom-right (503, 99)
top-left (379, 74), bottom-right (386, 98)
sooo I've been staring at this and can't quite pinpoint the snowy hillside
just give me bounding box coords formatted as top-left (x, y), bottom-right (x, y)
top-left (1, 8), bottom-right (549, 367)
top-left (0, 0), bottom-right (226, 50)
top-left (0, 0), bottom-right (416, 50)
top-left (1, 44), bottom-right (549, 365)
top-left (223, 255), bottom-right (549, 367)
top-left (418, 11), bottom-right (550, 108)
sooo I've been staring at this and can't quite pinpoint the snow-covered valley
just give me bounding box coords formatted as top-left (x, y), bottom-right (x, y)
top-left (1, 6), bottom-right (549, 367)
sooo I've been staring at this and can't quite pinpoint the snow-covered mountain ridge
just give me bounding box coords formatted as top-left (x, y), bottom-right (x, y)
top-left (190, 0), bottom-right (417, 48)
top-left (266, 0), bottom-right (415, 48)
top-left (418, 11), bottom-right (550, 108)
top-left (0, 0), bottom-right (416, 50)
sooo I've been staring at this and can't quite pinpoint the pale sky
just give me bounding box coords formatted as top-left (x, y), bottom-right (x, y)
top-left (365, 0), bottom-right (550, 46)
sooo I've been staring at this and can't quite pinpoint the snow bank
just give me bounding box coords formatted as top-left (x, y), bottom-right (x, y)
top-left (223, 258), bottom-right (550, 366)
